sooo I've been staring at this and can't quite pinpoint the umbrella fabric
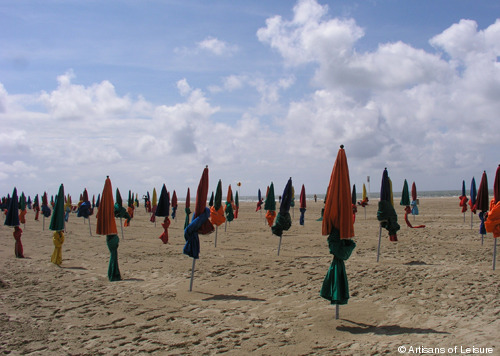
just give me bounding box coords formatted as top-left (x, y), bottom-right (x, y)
top-left (150, 188), bottom-right (157, 222)
top-left (50, 231), bottom-right (65, 265)
top-left (5, 188), bottom-right (24, 258)
top-left (183, 207), bottom-right (210, 259)
top-left (64, 194), bottom-right (72, 222)
top-left (272, 178), bottom-right (293, 237)
top-left (351, 184), bottom-right (357, 223)
top-left (320, 146), bottom-right (356, 307)
top-left (299, 184), bottom-right (306, 225)
top-left (159, 217), bottom-right (171, 244)
top-left (469, 177), bottom-right (477, 213)
top-left (485, 165), bottom-right (500, 238)
top-left (400, 180), bottom-right (411, 206)
top-left (33, 194), bottom-right (40, 221)
top-left (209, 191), bottom-right (214, 207)
top-left (322, 148), bottom-right (354, 239)
top-left (225, 185), bottom-right (234, 222)
top-left (171, 191), bottom-right (178, 219)
top-left (476, 171), bottom-right (489, 235)
top-left (256, 189), bottom-right (263, 212)
top-left (494, 165), bottom-right (500, 204)
top-left (210, 180), bottom-right (225, 227)
top-left (96, 177), bottom-right (118, 236)
top-left (411, 182), bottom-right (419, 215)
top-left (476, 171), bottom-right (489, 212)
top-left (27, 196), bottom-right (32, 210)
top-left (114, 188), bottom-right (131, 225)
top-left (184, 188), bottom-right (192, 230)
top-left (193, 166), bottom-right (214, 235)
top-left (41, 192), bottom-right (51, 218)
top-left (234, 191), bottom-right (239, 219)
top-left (106, 234), bottom-right (122, 281)
top-left (264, 183), bottom-right (276, 227)
top-left (49, 184), bottom-right (65, 232)
top-left (19, 192), bottom-right (27, 224)
top-left (155, 184), bottom-right (170, 217)
top-left (13, 226), bottom-right (24, 258)
top-left (4, 187), bottom-right (20, 227)
top-left (459, 180), bottom-right (468, 213)
top-left (125, 190), bottom-right (135, 224)
top-left (320, 227), bottom-right (356, 305)
top-left (377, 168), bottom-right (400, 241)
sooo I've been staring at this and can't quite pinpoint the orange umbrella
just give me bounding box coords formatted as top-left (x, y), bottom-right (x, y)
top-left (320, 145), bottom-right (356, 319)
top-left (96, 176), bottom-right (121, 281)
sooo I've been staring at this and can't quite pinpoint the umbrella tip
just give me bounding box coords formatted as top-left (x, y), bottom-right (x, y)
top-left (206, 165), bottom-right (208, 168)
top-left (340, 144), bottom-right (344, 149)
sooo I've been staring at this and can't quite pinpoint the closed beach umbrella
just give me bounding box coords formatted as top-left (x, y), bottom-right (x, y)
top-left (320, 145), bottom-right (356, 319)
top-left (18, 192), bottom-right (27, 225)
top-left (264, 182), bottom-right (276, 227)
top-left (4, 187), bottom-right (24, 258)
top-left (184, 166), bottom-right (214, 291)
top-left (351, 184), bottom-right (357, 223)
top-left (171, 190), bottom-right (178, 219)
top-left (155, 184), bottom-right (171, 244)
top-left (234, 191), bottom-right (239, 219)
top-left (469, 177), bottom-right (477, 229)
top-left (96, 176), bottom-right (121, 281)
top-left (411, 182), bottom-right (419, 216)
top-left (459, 180), bottom-right (468, 217)
top-left (256, 189), bottom-right (263, 212)
top-left (225, 184), bottom-right (234, 224)
top-left (272, 178), bottom-right (293, 255)
top-left (485, 165), bottom-right (500, 269)
top-left (150, 188), bottom-right (158, 222)
top-left (114, 188), bottom-right (131, 230)
top-left (402, 179), bottom-right (425, 229)
top-left (299, 184), bottom-right (306, 226)
top-left (476, 171), bottom-right (489, 244)
top-left (184, 188), bottom-right (191, 230)
top-left (377, 168), bottom-right (400, 243)
top-left (49, 184), bottom-right (65, 265)
top-left (210, 180), bottom-right (225, 247)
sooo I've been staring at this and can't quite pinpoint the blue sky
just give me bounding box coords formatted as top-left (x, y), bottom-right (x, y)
top-left (1, 0), bottom-right (499, 200)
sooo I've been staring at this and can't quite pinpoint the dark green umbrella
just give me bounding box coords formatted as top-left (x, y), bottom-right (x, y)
top-left (377, 168), bottom-right (400, 262)
top-left (272, 178), bottom-right (293, 255)
top-left (264, 183), bottom-right (276, 227)
top-left (114, 188), bottom-right (129, 239)
top-left (5, 187), bottom-right (24, 258)
top-left (210, 179), bottom-right (225, 247)
top-left (49, 184), bottom-right (65, 265)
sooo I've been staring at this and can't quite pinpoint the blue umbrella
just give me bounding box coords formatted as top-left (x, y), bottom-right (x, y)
top-left (470, 177), bottom-right (477, 229)
top-left (4, 187), bottom-right (23, 258)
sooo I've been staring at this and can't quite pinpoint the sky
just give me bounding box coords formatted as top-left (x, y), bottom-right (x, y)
top-left (1, 0), bottom-right (500, 200)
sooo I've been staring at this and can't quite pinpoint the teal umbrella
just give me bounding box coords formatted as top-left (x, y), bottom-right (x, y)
top-left (49, 184), bottom-right (65, 265)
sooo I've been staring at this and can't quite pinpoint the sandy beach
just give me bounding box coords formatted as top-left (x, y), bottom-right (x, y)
top-left (1, 197), bottom-right (498, 355)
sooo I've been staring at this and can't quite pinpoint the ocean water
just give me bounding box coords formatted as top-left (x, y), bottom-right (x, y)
top-left (236, 189), bottom-right (495, 202)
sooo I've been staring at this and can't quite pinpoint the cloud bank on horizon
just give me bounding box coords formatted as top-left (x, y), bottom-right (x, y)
top-left (1, 0), bottom-right (499, 199)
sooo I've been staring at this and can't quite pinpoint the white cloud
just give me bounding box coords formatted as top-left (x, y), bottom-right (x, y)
top-left (197, 36), bottom-right (238, 56)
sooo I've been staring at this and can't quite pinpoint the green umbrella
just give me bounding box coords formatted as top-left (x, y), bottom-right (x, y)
top-left (49, 184), bottom-right (65, 265)
top-left (400, 179), bottom-right (410, 206)
top-left (264, 183), bottom-right (276, 227)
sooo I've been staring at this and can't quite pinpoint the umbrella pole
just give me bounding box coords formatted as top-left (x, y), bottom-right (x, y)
top-left (119, 217), bottom-right (124, 240)
top-left (43, 216), bottom-right (45, 231)
top-left (88, 217), bottom-right (92, 236)
top-left (277, 236), bottom-right (282, 256)
top-left (463, 212), bottom-right (465, 222)
top-left (189, 258), bottom-right (196, 291)
top-left (215, 226), bottom-right (218, 247)
top-left (364, 206), bottom-right (366, 220)
top-left (481, 234), bottom-right (484, 246)
top-left (335, 304), bottom-right (339, 320)
top-left (471, 211), bottom-right (473, 230)
top-left (224, 220), bottom-right (227, 232)
top-left (377, 225), bottom-right (382, 262)
top-left (493, 238), bottom-right (497, 271)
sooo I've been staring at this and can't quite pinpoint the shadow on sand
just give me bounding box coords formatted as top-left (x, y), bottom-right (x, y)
top-left (337, 320), bottom-right (449, 335)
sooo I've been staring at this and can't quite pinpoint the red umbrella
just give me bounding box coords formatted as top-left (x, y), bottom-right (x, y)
top-left (184, 188), bottom-right (191, 230)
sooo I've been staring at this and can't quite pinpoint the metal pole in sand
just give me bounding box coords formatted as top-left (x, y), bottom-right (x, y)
top-left (277, 236), bottom-right (282, 256)
top-left (88, 217), bottom-right (92, 236)
top-left (493, 238), bottom-right (497, 271)
top-left (189, 258), bottom-right (196, 291)
top-left (471, 211), bottom-right (473, 230)
top-left (335, 304), bottom-right (339, 320)
top-left (119, 217), bottom-right (124, 240)
top-left (214, 226), bottom-right (218, 247)
top-left (377, 225), bottom-right (382, 262)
